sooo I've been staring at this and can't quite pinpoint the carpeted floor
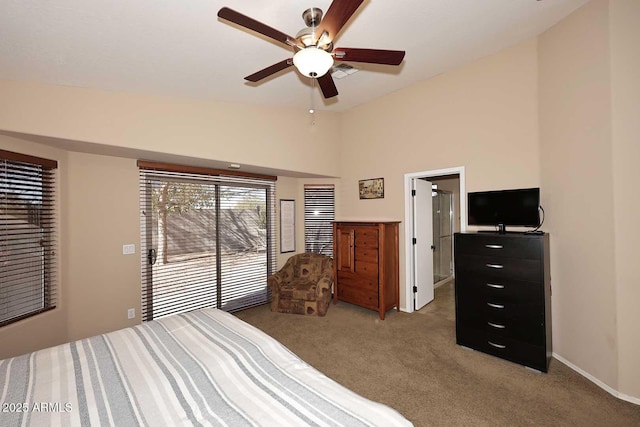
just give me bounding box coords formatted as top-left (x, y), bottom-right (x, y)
top-left (235, 281), bottom-right (640, 426)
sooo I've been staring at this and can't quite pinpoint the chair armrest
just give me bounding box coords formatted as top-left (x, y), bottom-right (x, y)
top-left (315, 273), bottom-right (333, 294)
top-left (267, 272), bottom-right (285, 292)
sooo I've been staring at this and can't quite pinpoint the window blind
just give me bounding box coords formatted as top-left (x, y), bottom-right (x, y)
top-left (304, 185), bottom-right (335, 257)
top-left (1, 149), bottom-right (57, 327)
top-left (139, 163), bottom-right (276, 321)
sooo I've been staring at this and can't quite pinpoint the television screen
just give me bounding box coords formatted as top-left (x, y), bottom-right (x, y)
top-left (468, 188), bottom-right (540, 228)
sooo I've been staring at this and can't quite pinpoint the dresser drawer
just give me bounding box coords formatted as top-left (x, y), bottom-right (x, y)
top-left (355, 246), bottom-right (378, 263)
top-left (354, 260), bottom-right (379, 277)
top-left (338, 286), bottom-right (378, 309)
top-left (455, 275), bottom-right (543, 304)
top-left (456, 254), bottom-right (541, 282)
top-left (456, 293), bottom-right (543, 321)
top-left (455, 234), bottom-right (542, 259)
top-left (337, 271), bottom-right (378, 292)
top-left (456, 326), bottom-right (548, 372)
top-left (456, 310), bottom-right (545, 345)
top-left (354, 228), bottom-right (379, 249)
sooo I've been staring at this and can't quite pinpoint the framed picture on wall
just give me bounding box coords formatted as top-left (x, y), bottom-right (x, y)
top-left (279, 199), bottom-right (295, 253)
top-left (359, 178), bottom-right (384, 199)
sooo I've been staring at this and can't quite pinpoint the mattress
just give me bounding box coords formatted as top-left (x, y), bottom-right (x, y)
top-left (0, 308), bottom-right (412, 426)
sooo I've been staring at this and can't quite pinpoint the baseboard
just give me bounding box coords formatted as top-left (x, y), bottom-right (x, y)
top-left (434, 276), bottom-right (453, 289)
top-left (552, 353), bottom-right (640, 405)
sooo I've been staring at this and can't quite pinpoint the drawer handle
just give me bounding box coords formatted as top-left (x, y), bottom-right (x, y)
top-left (487, 302), bottom-right (505, 309)
top-left (488, 321), bottom-right (506, 329)
top-left (488, 341), bottom-right (506, 349)
top-left (486, 263), bottom-right (504, 269)
top-left (486, 283), bottom-right (505, 289)
top-left (485, 244), bottom-right (503, 249)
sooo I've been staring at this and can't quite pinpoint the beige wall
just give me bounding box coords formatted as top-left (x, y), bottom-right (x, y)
top-left (539, 0), bottom-right (640, 400)
top-left (0, 80), bottom-right (342, 178)
top-left (609, 0), bottom-right (640, 399)
top-left (64, 152), bottom-right (141, 341)
top-left (274, 176), bottom-right (301, 268)
top-left (539, 0), bottom-right (617, 390)
top-left (340, 39), bottom-right (541, 310)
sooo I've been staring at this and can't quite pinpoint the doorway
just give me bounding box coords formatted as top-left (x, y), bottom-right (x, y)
top-left (403, 167), bottom-right (465, 313)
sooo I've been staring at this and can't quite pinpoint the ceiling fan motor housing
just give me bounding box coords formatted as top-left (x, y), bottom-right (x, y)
top-left (297, 8), bottom-right (325, 47)
top-left (302, 8), bottom-right (323, 27)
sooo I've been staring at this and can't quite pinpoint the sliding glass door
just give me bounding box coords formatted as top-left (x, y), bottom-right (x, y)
top-left (218, 184), bottom-right (270, 311)
top-left (139, 169), bottom-right (274, 321)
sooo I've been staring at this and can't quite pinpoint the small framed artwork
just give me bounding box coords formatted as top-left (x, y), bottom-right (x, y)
top-left (359, 178), bottom-right (384, 199)
top-left (279, 199), bottom-right (295, 253)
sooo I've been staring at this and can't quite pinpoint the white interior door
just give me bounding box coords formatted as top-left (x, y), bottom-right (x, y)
top-left (412, 178), bottom-right (434, 310)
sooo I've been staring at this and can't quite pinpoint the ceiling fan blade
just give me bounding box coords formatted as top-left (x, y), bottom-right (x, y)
top-left (317, 73), bottom-right (339, 99)
top-left (333, 48), bottom-right (405, 65)
top-left (245, 59), bottom-right (293, 82)
top-left (316, 0), bottom-right (365, 43)
top-left (218, 7), bottom-right (298, 47)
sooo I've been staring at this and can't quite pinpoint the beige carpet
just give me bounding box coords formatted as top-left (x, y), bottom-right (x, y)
top-left (235, 281), bottom-right (640, 426)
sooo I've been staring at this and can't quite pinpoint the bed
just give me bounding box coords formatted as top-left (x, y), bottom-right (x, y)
top-left (0, 308), bottom-right (412, 426)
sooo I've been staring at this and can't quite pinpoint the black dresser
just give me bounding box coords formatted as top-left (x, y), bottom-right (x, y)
top-left (454, 232), bottom-right (551, 372)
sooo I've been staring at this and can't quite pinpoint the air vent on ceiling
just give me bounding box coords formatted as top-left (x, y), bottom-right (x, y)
top-left (331, 63), bottom-right (359, 79)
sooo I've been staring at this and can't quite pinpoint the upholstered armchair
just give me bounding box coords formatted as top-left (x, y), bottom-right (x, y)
top-left (268, 253), bottom-right (334, 316)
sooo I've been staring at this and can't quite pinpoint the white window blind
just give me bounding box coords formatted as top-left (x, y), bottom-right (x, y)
top-left (304, 185), bottom-right (335, 257)
top-left (139, 162), bottom-right (276, 321)
top-left (1, 149), bottom-right (57, 327)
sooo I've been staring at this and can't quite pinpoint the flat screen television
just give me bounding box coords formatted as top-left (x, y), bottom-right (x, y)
top-left (468, 187), bottom-right (540, 233)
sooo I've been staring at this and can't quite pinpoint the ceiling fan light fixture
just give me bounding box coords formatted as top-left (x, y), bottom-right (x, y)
top-left (293, 47), bottom-right (334, 78)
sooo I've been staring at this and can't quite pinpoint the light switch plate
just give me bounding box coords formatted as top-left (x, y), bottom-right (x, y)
top-left (127, 308), bottom-right (135, 319)
top-left (122, 244), bottom-right (136, 255)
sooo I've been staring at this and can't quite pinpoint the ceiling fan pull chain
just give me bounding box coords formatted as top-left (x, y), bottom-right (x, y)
top-left (310, 79), bottom-right (316, 126)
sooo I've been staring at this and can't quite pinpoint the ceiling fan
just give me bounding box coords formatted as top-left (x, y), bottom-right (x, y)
top-left (217, 0), bottom-right (406, 99)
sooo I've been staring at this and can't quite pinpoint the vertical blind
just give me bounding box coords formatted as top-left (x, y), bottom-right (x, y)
top-left (139, 162), bottom-right (276, 321)
top-left (0, 149), bottom-right (57, 327)
top-left (304, 185), bottom-right (335, 257)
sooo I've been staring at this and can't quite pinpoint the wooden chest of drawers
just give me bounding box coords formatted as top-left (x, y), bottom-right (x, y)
top-left (333, 221), bottom-right (400, 320)
top-left (454, 232), bottom-right (552, 372)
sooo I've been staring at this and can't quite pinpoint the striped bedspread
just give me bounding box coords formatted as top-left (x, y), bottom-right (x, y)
top-left (0, 308), bottom-right (412, 426)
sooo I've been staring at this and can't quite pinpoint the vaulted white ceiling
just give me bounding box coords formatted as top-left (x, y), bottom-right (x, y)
top-left (1, 0), bottom-right (589, 112)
